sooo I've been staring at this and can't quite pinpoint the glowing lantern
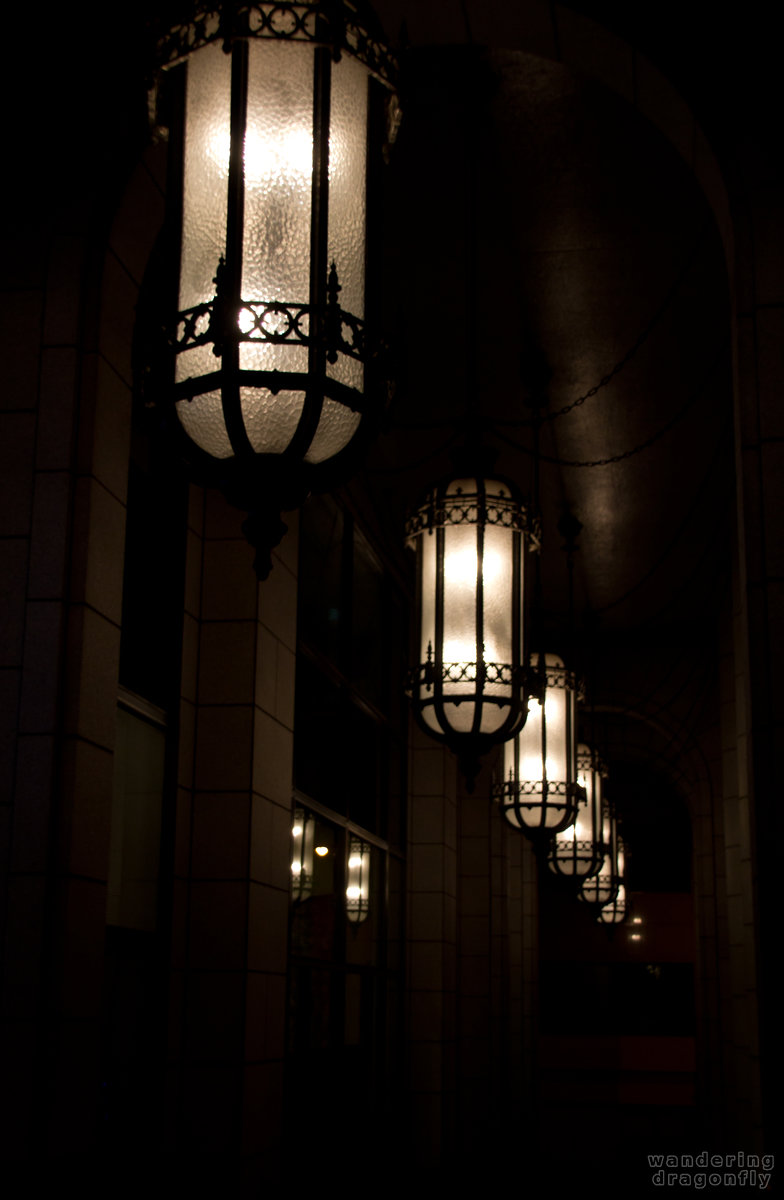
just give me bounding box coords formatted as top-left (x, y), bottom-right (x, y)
top-left (151, 1), bottom-right (398, 574)
top-left (580, 808), bottom-right (622, 908)
top-left (547, 741), bottom-right (604, 874)
top-left (495, 653), bottom-right (578, 834)
top-left (406, 476), bottom-right (534, 786)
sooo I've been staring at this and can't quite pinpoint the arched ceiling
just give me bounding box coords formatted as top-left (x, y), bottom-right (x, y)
top-left (360, 12), bottom-right (734, 806)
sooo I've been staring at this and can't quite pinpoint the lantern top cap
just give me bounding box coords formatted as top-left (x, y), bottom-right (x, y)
top-left (405, 474), bottom-right (534, 542)
top-left (155, 0), bottom-right (397, 84)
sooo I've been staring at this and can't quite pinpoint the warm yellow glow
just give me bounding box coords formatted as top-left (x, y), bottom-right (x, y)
top-left (291, 861), bottom-right (301, 875)
top-left (206, 127), bottom-right (314, 183)
top-left (348, 855), bottom-right (362, 869)
top-left (245, 127), bottom-right (314, 184)
top-left (630, 933), bottom-right (641, 941)
top-left (346, 885), bottom-right (361, 900)
top-left (632, 916), bottom-right (642, 925)
top-left (291, 824), bottom-right (303, 838)
top-left (315, 845), bottom-right (329, 857)
top-left (443, 547), bottom-right (503, 588)
top-left (442, 638), bottom-right (476, 667)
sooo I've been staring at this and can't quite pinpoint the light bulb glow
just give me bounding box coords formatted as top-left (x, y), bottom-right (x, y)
top-left (315, 845), bottom-right (329, 857)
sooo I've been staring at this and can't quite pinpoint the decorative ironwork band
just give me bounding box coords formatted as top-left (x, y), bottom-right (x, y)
top-left (156, 2), bottom-right (398, 84)
top-left (527, 665), bottom-right (577, 693)
top-left (408, 660), bottom-right (517, 692)
top-left (406, 489), bottom-right (531, 538)
top-left (175, 297), bottom-right (367, 361)
top-left (492, 778), bottom-right (578, 801)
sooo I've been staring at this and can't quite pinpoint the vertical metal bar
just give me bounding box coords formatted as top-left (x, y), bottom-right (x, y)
top-left (222, 40), bottom-right (254, 457)
top-left (471, 478), bottom-right (486, 737)
top-left (433, 520), bottom-right (446, 733)
top-left (289, 44), bottom-right (331, 458)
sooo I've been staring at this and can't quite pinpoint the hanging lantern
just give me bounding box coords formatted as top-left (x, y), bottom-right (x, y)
top-left (547, 741), bottom-right (604, 874)
top-left (580, 805), bottom-right (621, 908)
top-left (290, 806), bottom-right (315, 901)
top-left (494, 653), bottom-right (578, 834)
top-left (150, 1), bottom-right (398, 575)
top-left (598, 882), bottom-right (628, 926)
top-left (345, 836), bottom-right (371, 923)
top-left (406, 475), bottom-right (534, 787)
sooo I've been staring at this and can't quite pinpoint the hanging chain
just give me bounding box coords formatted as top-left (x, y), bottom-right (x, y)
top-left (539, 223), bottom-right (710, 423)
top-left (494, 342), bottom-right (729, 469)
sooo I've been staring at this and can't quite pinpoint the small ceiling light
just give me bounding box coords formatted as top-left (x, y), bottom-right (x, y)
top-left (148, 1), bottom-right (398, 576)
top-left (495, 654), bottom-right (579, 835)
top-left (345, 837), bottom-right (370, 923)
top-left (406, 474), bottom-right (535, 788)
top-left (314, 844), bottom-right (329, 858)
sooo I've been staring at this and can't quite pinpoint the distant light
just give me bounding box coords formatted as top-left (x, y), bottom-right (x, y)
top-left (315, 845), bottom-right (329, 857)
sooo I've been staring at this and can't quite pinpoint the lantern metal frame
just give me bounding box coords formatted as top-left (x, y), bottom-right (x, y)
top-left (495, 652), bottom-right (580, 836)
top-left (598, 881), bottom-right (629, 926)
top-left (405, 474), bottom-right (538, 788)
top-left (546, 740), bottom-right (605, 875)
top-left (144, 0), bottom-right (399, 575)
top-left (579, 805), bottom-right (621, 909)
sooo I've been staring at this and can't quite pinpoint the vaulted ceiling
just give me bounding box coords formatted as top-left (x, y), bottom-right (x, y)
top-left (360, 5), bottom-right (735, 832)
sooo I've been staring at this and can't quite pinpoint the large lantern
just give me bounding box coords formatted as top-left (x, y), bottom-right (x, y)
top-left (151, 1), bottom-right (397, 574)
top-left (406, 476), bottom-right (533, 787)
top-left (495, 653), bottom-right (578, 834)
top-left (547, 741), bottom-right (604, 874)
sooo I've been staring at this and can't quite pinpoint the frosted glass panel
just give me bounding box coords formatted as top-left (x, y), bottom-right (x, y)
top-left (304, 399), bottom-right (360, 463)
top-left (176, 394), bottom-right (233, 458)
top-left (181, 44), bottom-right (231, 311)
top-left (420, 530), bottom-right (436, 666)
top-left (328, 55), bottom-right (368, 319)
top-left (483, 523), bottom-right (513, 703)
top-left (239, 336), bottom-right (309, 375)
top-left (443, 701), bottom-right (475, 734)
top-left (442, 524), bottom-right (478, 687)
top-left (326, 352), bottom-right (364, 390)
top-left (243, 39), bottom-right (314, 305)
top-left (241, 387), bottom-right (305, 453)
top-left (176, 342), bottom-right (222, 385)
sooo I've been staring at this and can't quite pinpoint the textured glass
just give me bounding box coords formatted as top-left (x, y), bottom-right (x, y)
top-left (420, 529), bottom-right (437, 666)
top-left (482, 523), bottom-right (513, 707)
top-left (442, 523), bottom-right (478, 680)
top-left (240, 387), bottom-right (305, 453)
top-left (304, 400), bottom-right (361, 463)
top-left (243, 40), bottom-right (313, 324)
top-left (443, 701), bottom-right (475, 734)
top-left (180, 43), bottom-right (231, 312)
top-left (176, 342), bottom-right (222, 386)
top-left (328, 54), bottom-right (368, 320)
top-left (326, 351), bottom-right (363, 390)
top-left (176, 394), bottom-right (233, 459)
